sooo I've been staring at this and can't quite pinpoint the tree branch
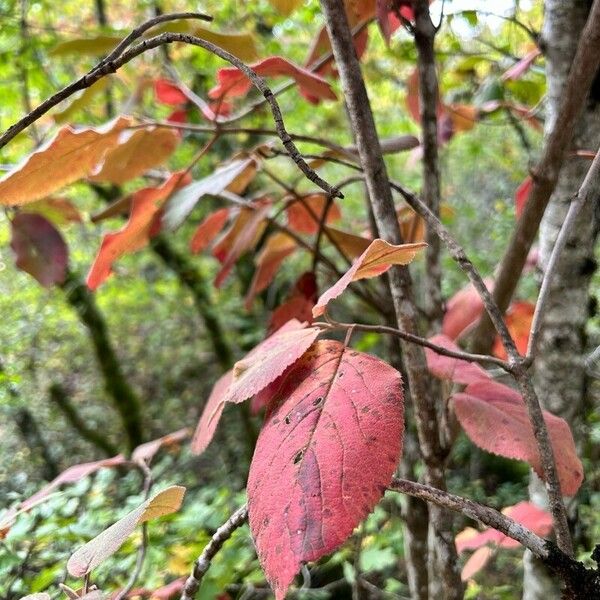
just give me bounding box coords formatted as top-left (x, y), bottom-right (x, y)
top-left (470, 0), bottom-right (600, 353)
top-left (180, 505), bottom-right (248, 600)
top-left (527, 143), bottom-right (600, 358)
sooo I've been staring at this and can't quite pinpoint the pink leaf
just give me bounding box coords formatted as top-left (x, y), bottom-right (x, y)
top-left (460, 546), bottom-right (494, 581)
top-left (132, 428), bottom-right (190, 464)
top-left (11, 213), bottom-right (68, 287)
top-left (247, 340), bottom-right (404, 600)
top-left (502, 49), bottom-right (541, 81)
top-left (209, 56), bottom-right (337, 104)
top-left (515, 176), bottom-right (532, 218)
top-left (452, 381), bottom-right (583, 495)
top-left (424, 334), bottom-right (491, 385)
top-left (313, 239), bottom-right (426, 317)
top-left (442, 279), bottom-right (493, 341)
top-left (191, 371), bottom-right (233, 455)
top-left (225, 319), bottom-right (320, 404)
top-left (154, 79), bottom-right (187, 105)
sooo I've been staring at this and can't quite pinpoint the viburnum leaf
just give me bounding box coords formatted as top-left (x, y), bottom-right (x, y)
top-left (132, 428), bottom-right (189, 464)
top-left (67, 486), bottom-right (185, 577)
top-left (154, 79), bottom-right (188, 105)
top-left (89, 127), bottom-right (180, 184)
top-left (25, 197), bottom-right (82, 226)
top-left (424, 334), bottom-right (491, 385)
top-left (286, 194), bottom-right (342, 234)
top-left (162, 157), bottom-right (257, 230)
top-left (10, 213), bottom-right (69, 288)
top-left (460, 546), bottom-right (494, 581)
top-left (209, 56), bottom-right (337, 104)
top-left (245, 232), bottom-right (298, 307)
top-left (268, 0), bottom-right (302, 15)
top-left (193, 26), bottom-right (258, 62)
top-left (189, 208), bottom-right (230, 254)
top-left (87, 172), bottom-right (190, 290)
top-left (515, 176), bottom-right (532, 218)
top-left (214, 201), bottom-right (271, 289)
top-left (323, 227), bottom-right (372, 258)
top-left (452, 380), bottom-right (584, 495)
top-left (225, 319), bottom-right (320, 404)
top-left (268, 272), bottom-right (318, 334)
top-left (397, 206), bottom-right (425, 243)
top-left (492, 301), bottom-right (534, 360)
top-left (49, 35), bottom-right (123, 56)
top-left (0, 117), bottom-right (130, 206)
top-left (313, 239), bottom-right (426, 316)
top-left (442, 279), bottom-right (493, 341)
top-left (54, 79), bottom-right (110, 124)
top-left (502, 49), bottom-right (541, 81)
top-left (149, 578), bottom-right (186, 600)
top-left (191, 371), bottom-right (232, 455)
top-left (456, 501), bottom-right (553, 553)
top-left (247, 339), bottom-right (404, 600)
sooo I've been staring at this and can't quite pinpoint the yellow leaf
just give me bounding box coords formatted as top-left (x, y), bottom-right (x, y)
top-left (192, 26), bottom-right (258, 62)
top-left (54, 79), bottom-right (109, 124)
top-left (268, 0), bottom-right (303, 16)
top-left (50, 35), bottom-right (124, 57)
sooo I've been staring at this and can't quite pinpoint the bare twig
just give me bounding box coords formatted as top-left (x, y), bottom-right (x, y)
top-left (388, 478), bottom-right (549, 559)
top-left (470, 0), bottom-right (600, 353)
top-left (527, 144), bottom-right (600, 358)
top-left (180, 505), bottom-right (248, 600)
top-left (316, 320), bottom-right (511, 371)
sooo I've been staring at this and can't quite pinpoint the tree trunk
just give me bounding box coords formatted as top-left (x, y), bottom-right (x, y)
top-left (524, 1), bottom-right (600, 597)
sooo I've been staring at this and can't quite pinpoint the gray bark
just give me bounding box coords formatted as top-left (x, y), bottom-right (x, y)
top-left (524, 0), bottom-right (600, 597)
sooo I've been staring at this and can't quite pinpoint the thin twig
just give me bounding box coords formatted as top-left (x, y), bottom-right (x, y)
top-left (316, 320), bottom-right (511, 370)
top-left (527, 144), bottom-right (600, 358)
top-left (180, 505), bottom-right (248, 600)
top-left (388, 478), bottom-right (549, 559)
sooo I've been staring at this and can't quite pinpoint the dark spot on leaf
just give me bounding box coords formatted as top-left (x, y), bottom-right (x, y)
top-left (313, 396), bottom-right (323, 406)
top-left (285, 416), bottom-right (291, 424)
top-left (293, 449), bottom-right (304, 464)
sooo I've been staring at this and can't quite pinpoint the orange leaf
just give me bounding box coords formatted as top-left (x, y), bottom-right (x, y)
top-left (87, 172), bottom-right (190, 290)
top-left (492, 301), bottom-right (534, 360)
top-left (189, 208), bottom-right (230, 254)
top-left (0, 117), bottom-right (130, 206)
top-left (313, 239), bottom-right (426, 316)
top-left (461, 546), bottom-right (494, 581)
top-left (245, 232), bottom-right (298, 308)
top-left (286, 194), bottom-right (342, 234)
top-left (89, 127), bottom-right (180, 184)
top-left (324, 227), bottom-right (372, 258)
top-left (209, 56), bottom-right (337, 104)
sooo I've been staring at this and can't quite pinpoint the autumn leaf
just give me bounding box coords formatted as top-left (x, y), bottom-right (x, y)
top-left (67, 486), bottom-right (185, 577)
top-left (10, 213), bottom-right (69, 288)
top-left (189, 208), bottom-right (230, 254)
top-left (25, 197), bottom-right (82, 226)
top-left (213, 200), bottom-right (271, 289)
top-left (193, 26), bottom-right (258, 62)
top-left (515, 175), bottom-right (532, 218)
top-left (452, 380), bottom-right (583, 495)
top-left (460, 546), bottom-right (494, 581)
top-left (154, 79), bottom-right (188, 105)
top-left (162, 157), bottom-right (257, 230)
top-left (132, 428), bottom-right (190, 464)
top-left (49, 35), bottom-right (123, 56)
top-left (424, 334), bottom-right (491, 385)
top-left (286, 194), bottom-right (342, 234)
top-left (268, 0), bottom-right (302, 15)
top-left (209, 56), bottom-right (337, 104)
top-left (191, 371), bottom-right (233, 455)
top-left (0, 117), bottom-right (130, 206)
top-left (397, 206), bottom-right (425, 243)
top-left (89, 127), bottom-right (180, 184)
top-left (323, 227), bottom-right (372, 258)
top-left (492, 301), bottom-right (534, 360)
top-left (224, 319), bottom-right (320, 404)
top-left (245, 232), bottom-right (298, 307)
top-left (87, 172), bottom-right (190, 290)
top-left (247, 339), bottom-right (404, 600)
top-left (268, 271), bottom-right (318, 334)
top-left (54, 79), bottom-right (110, 124)
top-left (442, 279), bottom-right (493, 341)
top-left (313, 238), bottom-right (426, 316)
top-left (502, 49), bottom-right (542, 81)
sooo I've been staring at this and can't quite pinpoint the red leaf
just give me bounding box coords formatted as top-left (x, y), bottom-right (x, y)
top-left (452, 380), bottom-right (583, 495)
top-left (154, 79), bottom-right (187, 105)
top-left (191, 371), bottom-right (233, 455)
top-left (492, 301), bottom-right (534, 360)
top-left (313, 239), bottom-right (426, 316)
top-left (286, 194), bottom-right (342, 234)
top-left (209, 56), bottom-right (337, 104)
top-left (213, 201), bottom-right (271, 289)
top-left (225, 319), bottom-right (320, 404)
top-left (87, 172), bottom-right (190, 290)
top-left (132, 428), bottom-right (189, 464)
top-left (502, 49), bottom-right (541, 81)
top-left (442, 279), bottom-right (493, 341)
top-left (189, 208), bottom-right (230, 254)
top-left (247, 340), bottom-right (404, 599)
top-left (166, 109), bottom-right (188, 124)
top-left (424, 334), bottom-right (491, 385)
top-left (515, 176), bottom-right (532, 218)
top-left (245, 232), bottom-right (298, 308)
top-left (11, 213), bottom-right (68, 287)
top-left (268, 296), bottom-right (315, 335)
top-left (456, 501), bottom-right (553, 554)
